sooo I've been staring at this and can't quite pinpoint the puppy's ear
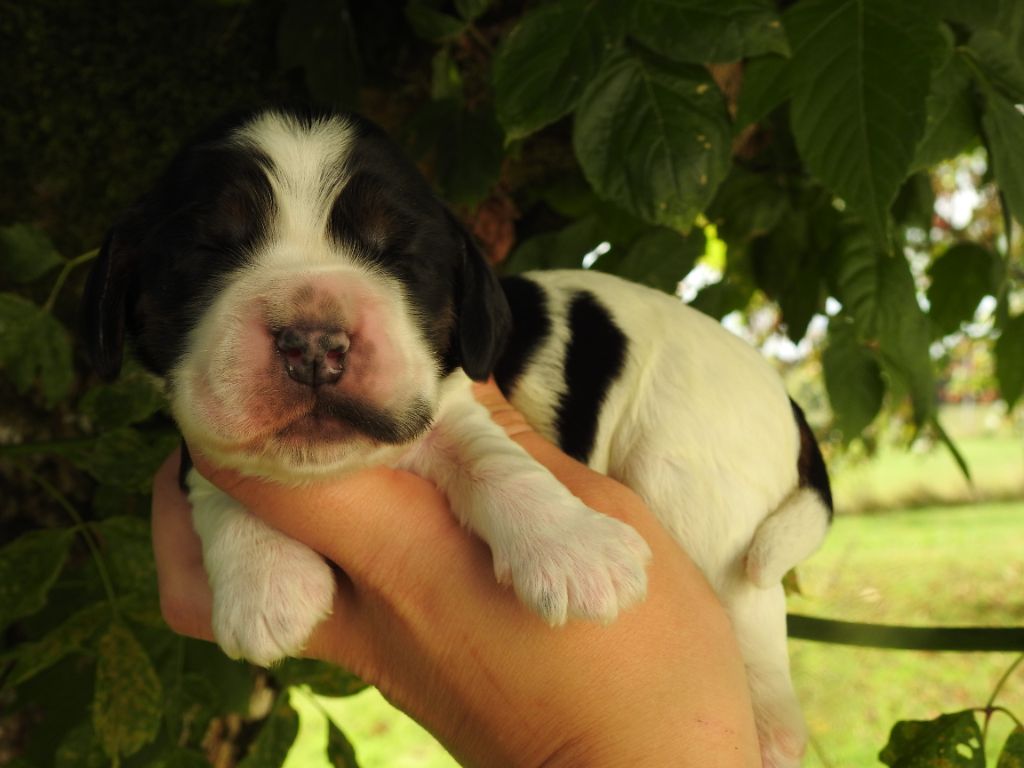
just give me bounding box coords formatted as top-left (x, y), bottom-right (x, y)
top-left (451, 215), bottom-right (512, 381)
top-left (80, 228), bottom-right (135, 380)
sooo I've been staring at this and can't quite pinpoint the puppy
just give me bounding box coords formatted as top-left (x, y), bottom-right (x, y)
top-left (82, 108), bottom-right (831, 767)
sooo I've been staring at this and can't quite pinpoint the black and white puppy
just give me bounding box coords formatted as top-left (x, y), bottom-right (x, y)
top-left (83, 108), bottom-right (831, 768)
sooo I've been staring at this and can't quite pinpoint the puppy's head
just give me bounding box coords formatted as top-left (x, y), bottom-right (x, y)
top-left (82, 109), bottom-right (510, 478)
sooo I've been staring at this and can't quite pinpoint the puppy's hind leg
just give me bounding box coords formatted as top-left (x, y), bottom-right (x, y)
top-left (725, 582), bottom-right (808, 768)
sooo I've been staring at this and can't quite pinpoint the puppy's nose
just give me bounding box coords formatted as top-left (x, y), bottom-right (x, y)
top-left (275, 326), bottom-right (350, 386)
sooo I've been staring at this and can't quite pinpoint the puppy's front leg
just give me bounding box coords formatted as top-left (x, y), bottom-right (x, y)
top-left (400, 376), bottom-right (651, 625)
top-left (187, 470), bottom-right (335, 666)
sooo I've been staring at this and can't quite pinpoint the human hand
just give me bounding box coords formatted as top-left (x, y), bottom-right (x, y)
top-left (152, 381), bottom-right (760, 767)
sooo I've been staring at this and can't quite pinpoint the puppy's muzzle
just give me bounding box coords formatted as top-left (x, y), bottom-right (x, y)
top-left (275, 326), bottom-right (350, 387)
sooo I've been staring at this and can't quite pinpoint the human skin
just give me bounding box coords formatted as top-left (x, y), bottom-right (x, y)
top-left (152, 381), bottom-right (761, 767)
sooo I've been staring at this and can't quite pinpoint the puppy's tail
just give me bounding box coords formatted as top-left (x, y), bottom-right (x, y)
top-left (745, 487), bottom-right (830, 588)
top-left (746, 398), bottom-right (832, 588)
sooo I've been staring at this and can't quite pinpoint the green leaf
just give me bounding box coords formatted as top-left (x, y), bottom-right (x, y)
top-left (997, 727), bottom-right (1024, 768)
top-left (94, 516), bottom-right (157, 599)
top-left (876, 274), bottom-right (933, 428)
top-left (278, 0), bottom-right (360, 108)
top-left (327, 720), bottom-right (359, 767)
top-left (4, 603), bottom-right (109, 688)
top-left (926, 242), bottom-right (999, 336)
top-left (273, 658), bottom-right (367, 698)
top-left (879, 710), bottom-right (984, 767)
top-left (751, 210), bottom-right (810, 298)
top-left (978, 80), bottom-right (1024, 228)
top-left (912, 52), bottom-right (978, 170)
top-left (875, 256), bottom-right (936, 427)
top-left (79, 363), bottom-right (165, 430)
top-left (238, 693), bottom-right (300, 768)
top-left (778, 259), bottom-right (824, 343)
top-left (163, 670), bottom-right (218, 751)
top-left (435, 104), bottom-right (504, 204)
top-left (0, 293), bottom-right (74, 406)
top-left (405, 0), bottom-right (466, 42)
top-left (430, 48), bottom-right (463, 102)
top-left (748, 194), bottom-right (837, 342)
top-left (705, 167), bottom-right (789, 248)
top-left (933, 414), bottom-right (972, 482)
top-left (55, 723), bottom-right (107, 768)
top-left (786, 0), bottom-right (942, 244)
top-left (936, 0), bottom-right (1002, 28)
top-left (629, 0), bottom-right (788, 63)
top-left (689, 279), bottom-right (753, 320)
top-left (0, 527), bottom-right (74, 632)
top-left (504, 216), bottom-right (606, 274)
top-left (119, 592), bottom-right (165, 629)
top-left (93, 622), bottom-right (163, 760)
top-left (892, 173), bottom-right (936, 231)
top-left (595, 227), bottom-right (705, 294)
top-left (454, 0), bottom-right (490, 22)
top-left (90, 484), bottom-right (145, 520)
top-left (407, 99), bottom-right (502, 204)
top-left (967, 28), bottom-right (1024, 103)
top-left (823, 317), bottom-right (884, 440)
top-left (76, 426), bottom-right (180, 492)
top-left (182, 640), bottom-right (255, 716)
top-left (996, 313), bottom-right (1024, 409)
top-left (735, 54), bottom-right (791, 129)
top-left (0, 224), bottom-right (65, 283)
top-left (492, 0), bottom-right (625, 140)
top-left (155, 749), bottom-right (212, 768)
top-left (830, 226), bottom-right (934, 424)
top-left (539, 174), bottom-right (602, 219)
top-left (573, 49), bottom-right (731, 231)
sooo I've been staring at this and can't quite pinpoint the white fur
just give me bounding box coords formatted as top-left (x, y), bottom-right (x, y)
top-left (747, 487), bottom-right (831, 588)
top-left (503, 270), bottom-right (827, 765)
top-left (172, 112), bottom-right (829, 768)
top-left (399, 375), bottom-right (651, 625)
top-left (187, 471), bottom-right (335, 665)
top-left (171, 114), bottom-right (440, 481)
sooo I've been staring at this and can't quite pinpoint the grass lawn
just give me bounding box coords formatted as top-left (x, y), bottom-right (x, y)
top-left (832, 436), bottom-right (1024, 513)
top-left (282, 410), bottom-right (1024, 767)
top-left (284, 501), bottom-right (1023, 767)
top-left (284, 685), bottom-right (457, 768)
top-left (790, 502), bottom-right (1024, 767)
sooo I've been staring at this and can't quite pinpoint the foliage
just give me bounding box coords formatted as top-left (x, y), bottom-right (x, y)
top-left (878, 655), bottom-right (1024, 768)
top-left (2, 0), bottom-right (1023, 766)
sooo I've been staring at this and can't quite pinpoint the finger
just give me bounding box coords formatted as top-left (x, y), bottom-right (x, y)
top-left (151, 448), bottom-right (215, 643)
top-left (471, 379), bottom-right (533, 438)
top-left (191, 454), bottom-right (480, 586)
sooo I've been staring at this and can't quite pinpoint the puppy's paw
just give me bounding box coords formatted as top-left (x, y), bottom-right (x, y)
top-left (752, 690), bottom-right (808, 768)
top-left (494, 503), bottom-right (651, 626)
top-left (210, 537), bottom-right (335, 666)
top-left (759, 724), bottom-right (807, 768)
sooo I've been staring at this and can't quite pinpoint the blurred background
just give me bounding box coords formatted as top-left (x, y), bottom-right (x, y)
top-left (1, 0), bottom-right (1022, 766)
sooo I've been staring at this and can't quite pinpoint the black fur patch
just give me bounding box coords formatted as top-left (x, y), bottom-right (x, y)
top-left (555, 291), bottom-right (627, 463)
top-left (494, 276), bottom-right (550, 396)
top-left (790, 399), bottom-right (834, 520)
top-left (326, 117), bottom-right (510, 380)
top-left (316, 393), bottom-right (434, 444)
top-left (326, 119), bottom-right (471, 368)
top-left (118, 141), bottom-right (276, 376)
